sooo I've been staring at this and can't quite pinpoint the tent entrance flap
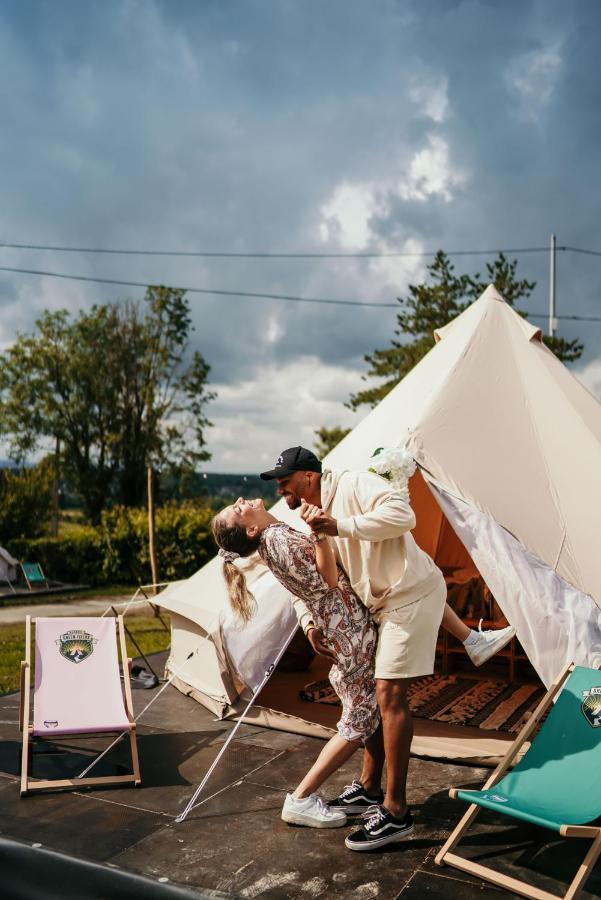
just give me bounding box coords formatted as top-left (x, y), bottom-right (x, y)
top-left (424, 475), bottom-right (601, 687)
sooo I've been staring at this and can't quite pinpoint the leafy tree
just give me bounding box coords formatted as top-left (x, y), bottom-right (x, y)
top-left (348, 251), bottom-right (583, 411)
top-left (0, 286), bottom-right (215, 522)
top-left (314, 426), bottom-right (351, 458)
top-left (0, 460), bottom-right (53, 541)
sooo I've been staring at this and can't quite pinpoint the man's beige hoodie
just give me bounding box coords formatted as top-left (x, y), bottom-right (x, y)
top-left (293, 467), bottom-right (442, 627)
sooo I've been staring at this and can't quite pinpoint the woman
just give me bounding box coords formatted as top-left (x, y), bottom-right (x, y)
top-left (212, 497), bottom-right (379, 829)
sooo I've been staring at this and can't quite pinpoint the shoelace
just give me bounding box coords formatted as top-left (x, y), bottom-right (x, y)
top-left (315, 796), bottom-right (334, 817)
top-left (339, 781), bottom-right (361, 799)
top-left (362, 805), bottom-right (386, 830)
top-left (477, 618), bottom-right (484, 633)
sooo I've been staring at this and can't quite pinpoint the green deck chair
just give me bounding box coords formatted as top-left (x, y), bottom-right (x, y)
top-left (20, 562), bottom-right (48, 591)
top-left (436, 662), bottom-right (601, 900)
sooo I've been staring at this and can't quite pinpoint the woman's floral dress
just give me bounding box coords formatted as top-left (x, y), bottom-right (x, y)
top-left (259, 522), bottom-right (379, 743)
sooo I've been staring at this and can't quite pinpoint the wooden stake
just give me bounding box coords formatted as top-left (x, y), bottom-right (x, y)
top-left (147, 465), bottom-right (158, 595)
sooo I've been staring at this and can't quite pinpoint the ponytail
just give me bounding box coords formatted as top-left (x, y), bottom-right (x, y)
top-left (211, 511), bottom-right (261, 623)
top-left (222, 559), bottom-right (256, 622)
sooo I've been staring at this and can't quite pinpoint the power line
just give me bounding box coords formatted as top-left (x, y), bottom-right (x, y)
top-left (0, 265), bottom-right (397, 308)
top-left (0, 263), bottom-right (600, 320)
top-left (528, 313), bottom-right (601, 322)
top-left (564, 246), bottom-right (601, 259)
top-left (0, 240), bottom-right (562, 259)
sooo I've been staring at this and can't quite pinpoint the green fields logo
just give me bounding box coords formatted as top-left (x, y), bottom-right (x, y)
top-left (56, 629), bottom-right (97, 664)
top-left (581, 687), bottom-right (601, 728)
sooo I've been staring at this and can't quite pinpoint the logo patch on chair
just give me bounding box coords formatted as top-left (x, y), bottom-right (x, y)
top-left (56, 630), bottom-right (97, 664)
top-left (581, 687), bottom-right (601, 727)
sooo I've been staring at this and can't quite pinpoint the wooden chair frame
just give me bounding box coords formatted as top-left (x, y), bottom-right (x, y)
top-left (19, 614), bottom-right (141, 796)
top-left (435, 661), bottom-right (601, 900)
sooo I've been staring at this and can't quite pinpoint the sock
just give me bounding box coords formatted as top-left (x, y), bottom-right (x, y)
top-left (463, 629), bottom-right (479, 646)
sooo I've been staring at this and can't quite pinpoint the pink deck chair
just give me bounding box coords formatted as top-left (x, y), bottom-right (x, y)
top-left (19, 615), bottom-right (141, 795)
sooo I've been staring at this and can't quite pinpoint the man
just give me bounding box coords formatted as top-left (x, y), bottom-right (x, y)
top-left (260, 445), bottom-right (514, 851)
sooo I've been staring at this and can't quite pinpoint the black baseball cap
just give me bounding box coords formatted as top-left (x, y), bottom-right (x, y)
top-left (260, 446), bottom-right (322, 480)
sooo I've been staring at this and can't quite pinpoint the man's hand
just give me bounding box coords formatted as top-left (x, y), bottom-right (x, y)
top-left (306, 627), bottom-right (337, 662)
top-left (300, 502), bottom-right (338, 536)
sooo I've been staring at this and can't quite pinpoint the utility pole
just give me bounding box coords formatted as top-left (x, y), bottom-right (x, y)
top-left (548, 232), bottom-right (557, 337)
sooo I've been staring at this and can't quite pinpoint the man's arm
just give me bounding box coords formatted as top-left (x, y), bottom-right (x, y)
top-left (312, 471), bottom-right (416, 541)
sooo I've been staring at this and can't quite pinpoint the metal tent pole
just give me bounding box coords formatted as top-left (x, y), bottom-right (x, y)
top-left (175, 623), bottom-right (299, 824)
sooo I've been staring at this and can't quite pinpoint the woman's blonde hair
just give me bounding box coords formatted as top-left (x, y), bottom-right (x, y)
top-left (211, 511), bottom-right (261, 622)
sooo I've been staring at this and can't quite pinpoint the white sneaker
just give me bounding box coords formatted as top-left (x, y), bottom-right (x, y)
top-left (281, 793), bottom-right (347, 828)
top-left (464, 622), bottom-right (516, 667)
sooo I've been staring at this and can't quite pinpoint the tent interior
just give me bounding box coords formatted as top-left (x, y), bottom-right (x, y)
top-left (216, 470), bottom-right (543, 765)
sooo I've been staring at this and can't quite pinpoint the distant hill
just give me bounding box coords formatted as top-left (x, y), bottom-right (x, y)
top-left (0, 463), bottom-right (279, 507)
top-left (195, 472), bottom-right (278, 502)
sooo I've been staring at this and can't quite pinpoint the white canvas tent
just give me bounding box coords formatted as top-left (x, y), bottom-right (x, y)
top-left (0, 547), bottom-right (18, 589)
top-left (154, 285), bottom-right (601, 761)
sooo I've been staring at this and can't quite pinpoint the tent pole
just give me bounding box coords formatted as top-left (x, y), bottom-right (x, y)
top-left (176, 623), bottom-right (299, 824)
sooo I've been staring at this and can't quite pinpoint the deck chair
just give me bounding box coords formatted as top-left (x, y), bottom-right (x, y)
top-left (436, 662), bottom-right (601, 900)
top-left (20, 561), bottom-right (48, 590)
top-left (19, 615), bottom-right (141, 795)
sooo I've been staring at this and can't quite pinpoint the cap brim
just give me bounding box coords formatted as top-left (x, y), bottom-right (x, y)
top-left (260, 467), bottom-right (295, 481)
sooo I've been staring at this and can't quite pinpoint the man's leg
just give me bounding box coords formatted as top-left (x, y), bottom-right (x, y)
top-left (358, 722), bottom-right (384, 795)
top-left (376, 676), bottom-right (415, 818)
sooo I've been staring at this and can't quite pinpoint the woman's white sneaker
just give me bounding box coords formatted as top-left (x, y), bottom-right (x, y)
top-left (281, 793), bottom-right (347, 828)
top-left (465, 623), bottom-right (516, 667)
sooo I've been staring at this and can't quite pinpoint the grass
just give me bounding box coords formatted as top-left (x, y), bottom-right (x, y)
top-left (0, 612), bottom-right (171, 696)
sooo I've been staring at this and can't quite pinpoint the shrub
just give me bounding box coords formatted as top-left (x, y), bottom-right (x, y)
top-left (7, 501), bottom-right (217, 587)
top-left (0, 463), bottom-right (53, 542)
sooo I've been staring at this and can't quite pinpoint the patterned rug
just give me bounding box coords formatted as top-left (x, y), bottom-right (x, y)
top-left (300, 674), bottom-right (546, 734)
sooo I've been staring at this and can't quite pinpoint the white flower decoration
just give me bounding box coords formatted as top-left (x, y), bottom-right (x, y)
top-left (368, 444), bottom-right (416, 501)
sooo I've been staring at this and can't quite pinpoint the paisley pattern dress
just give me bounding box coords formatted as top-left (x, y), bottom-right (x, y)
top-left (259, 522), bottom-right (379, 743)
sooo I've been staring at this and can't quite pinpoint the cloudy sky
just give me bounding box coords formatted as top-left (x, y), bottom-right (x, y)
top-left (1, 0), bottom-right (600, 471)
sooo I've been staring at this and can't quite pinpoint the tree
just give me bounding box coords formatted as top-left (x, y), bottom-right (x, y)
top-left (314, 426), bottom-right (351, 458)
top-left (0, 286), bottom-right (215, 522)
top-left (0, 460), bottom-right (54, 542)
top-left (347, 251), bottom-right (583, 411)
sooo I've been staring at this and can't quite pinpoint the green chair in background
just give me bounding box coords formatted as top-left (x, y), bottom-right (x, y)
top-left (20, 562), bottom-right (49, 591)
top-left (436, 661), bottom-right (601, 900)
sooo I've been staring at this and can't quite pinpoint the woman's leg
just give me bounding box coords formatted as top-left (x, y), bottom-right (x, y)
top-left (441, 602), bottom-right (471, 642)
top-left (294, 733), bottom-right (360, 798)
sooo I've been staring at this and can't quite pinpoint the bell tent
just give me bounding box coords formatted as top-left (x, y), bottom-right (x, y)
top-left (154, 285), bottom-right (601, 762)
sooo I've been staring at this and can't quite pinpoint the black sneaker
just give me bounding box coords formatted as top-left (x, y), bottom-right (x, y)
top-left (345, 805), bottom-right (414, 851)
top-left (327, 780), bottom-right (384, 813)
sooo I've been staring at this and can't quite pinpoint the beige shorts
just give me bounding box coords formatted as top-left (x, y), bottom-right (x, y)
top-left (374, 577), bottom-right (447, 680)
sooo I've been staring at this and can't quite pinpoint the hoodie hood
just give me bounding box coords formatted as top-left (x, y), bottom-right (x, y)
top-left (321, 467), bottom-right (347, 511)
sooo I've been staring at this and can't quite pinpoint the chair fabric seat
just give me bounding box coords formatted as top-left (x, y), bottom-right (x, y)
top-left (455, 789), bottom-right (565, 833)
top-left (456, 666), bottom-right (601, 832)
top-left (33, 617), bottom-right (131, 737)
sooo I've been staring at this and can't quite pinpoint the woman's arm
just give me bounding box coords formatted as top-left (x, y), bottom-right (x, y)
top-left (301, 502), bottom-right (338, 588)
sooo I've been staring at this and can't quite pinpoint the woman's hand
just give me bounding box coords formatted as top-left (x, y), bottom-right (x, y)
top-left (300, 501), bottom-right (323, 532)
top-left (299, 501), bottom-right (338, 536)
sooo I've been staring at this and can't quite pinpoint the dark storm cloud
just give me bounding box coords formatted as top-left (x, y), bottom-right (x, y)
top-left (0, 0), bottom-right (600, 467)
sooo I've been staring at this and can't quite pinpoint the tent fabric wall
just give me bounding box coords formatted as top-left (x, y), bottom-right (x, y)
top-left (0, 547), bottom-right (18, 583)
top-left (154, 285), bottom-right (601, 760)
top-left (428, 477), bottom-right (601, 686)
